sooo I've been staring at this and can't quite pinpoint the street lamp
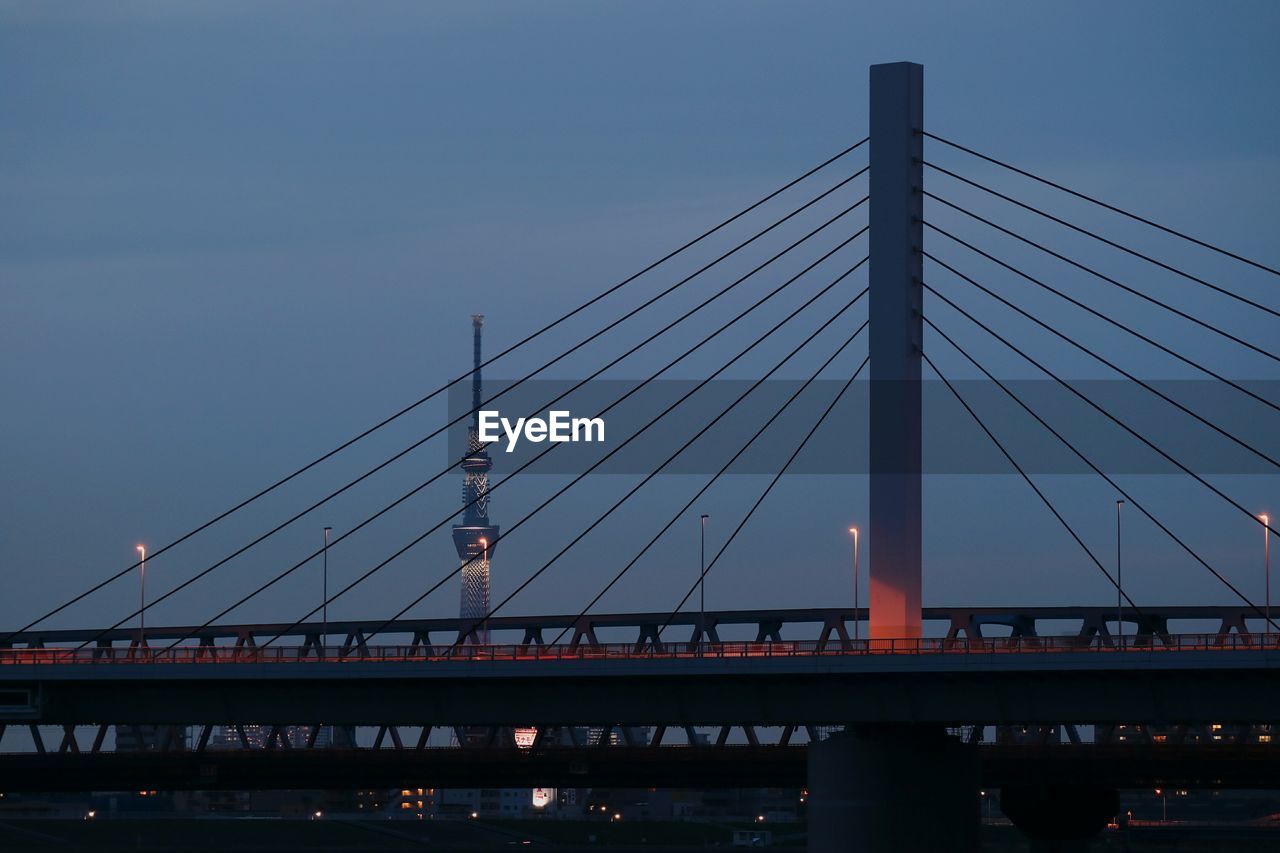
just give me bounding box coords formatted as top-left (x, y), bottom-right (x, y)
top-left (849, 527), bottom-right (860, 642)
top-left (699, 514), bottom-right (710, 649)
top-left (1261, 514), bottom-right (1271, 643)
top-left (136, 544), bottom-right (146, 648)
top-left (1115, 500), bottom-right (1124, 651)
top-left (478, 537), bottom-right (489, 643)
top-left (322, 527), bottom-right (332, 652)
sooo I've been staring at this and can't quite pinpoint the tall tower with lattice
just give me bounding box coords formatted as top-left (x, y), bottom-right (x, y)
top-left (452, 315), bottom-right (499, 643)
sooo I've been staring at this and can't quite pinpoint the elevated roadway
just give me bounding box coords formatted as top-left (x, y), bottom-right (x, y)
top-left (0, 631), bottom-right (1277, 727)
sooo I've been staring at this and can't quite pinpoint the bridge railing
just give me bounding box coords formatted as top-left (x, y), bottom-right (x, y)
top-left (0, 633), bottom-right (1274, 665)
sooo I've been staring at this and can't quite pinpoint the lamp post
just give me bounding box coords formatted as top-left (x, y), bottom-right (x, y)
top-left (479, 537), bottom-right (489, 643)
top-left (1116, 500), bottom-right (1124, 651)
top-left (322, 527), bottom-right (332, 652)
top-left (849, 527), bottom-right (860, 642)
top-left (699, 514), bottom-right (710, 649)
top-left (136, 544), bottom-right (146, 647)
top-left (1262, 514), bottom-right (1271, 643)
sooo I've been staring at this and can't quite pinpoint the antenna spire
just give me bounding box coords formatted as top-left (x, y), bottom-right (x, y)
top-left (470, 314), bottom-right (484, 428)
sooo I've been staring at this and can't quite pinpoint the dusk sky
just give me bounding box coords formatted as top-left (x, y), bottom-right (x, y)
top-left (3, 1), bottom-right (1280, 637)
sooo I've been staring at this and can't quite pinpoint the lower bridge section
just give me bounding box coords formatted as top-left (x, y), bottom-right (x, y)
top-left (2, 743), bottom-right (1279, 793)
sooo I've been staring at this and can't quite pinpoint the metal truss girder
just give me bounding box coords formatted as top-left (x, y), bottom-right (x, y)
top-left (8, 605), bottom-right (1270, 653)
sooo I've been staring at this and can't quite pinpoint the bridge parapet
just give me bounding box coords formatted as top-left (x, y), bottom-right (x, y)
top-left (1, 605), bottom-right (1263, 651)
top-left (2, 630), bottom-right (1278, 666)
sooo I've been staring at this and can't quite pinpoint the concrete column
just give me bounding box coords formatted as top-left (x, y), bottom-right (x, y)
top-left (808, 726), bottom-right (978, 853)
top-left (868, 62), bottom-right (924, 641)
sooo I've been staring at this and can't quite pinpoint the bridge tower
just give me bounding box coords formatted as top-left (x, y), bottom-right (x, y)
top-left (452, 314), bottom-right (499, 643)
top-left (868, 60), bottom-right (923, 641)
top-left (810, 63), bottom-right (979, 853)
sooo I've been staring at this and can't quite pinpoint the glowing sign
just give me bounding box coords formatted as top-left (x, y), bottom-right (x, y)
top-left (532, 788), bottom-right (555, 809)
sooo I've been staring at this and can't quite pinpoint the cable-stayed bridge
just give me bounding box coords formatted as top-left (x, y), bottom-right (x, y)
top-left (4, 62), bottom-right (1280, 850)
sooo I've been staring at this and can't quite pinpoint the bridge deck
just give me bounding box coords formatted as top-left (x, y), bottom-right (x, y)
top-left (0, 635), bottom-right (1276, 727)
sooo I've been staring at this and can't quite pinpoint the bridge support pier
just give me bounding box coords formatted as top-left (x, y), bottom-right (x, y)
top-left (807, 726), bottom-right (978, 853)
top-left (999, 783), bottom-right (1118, 853)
